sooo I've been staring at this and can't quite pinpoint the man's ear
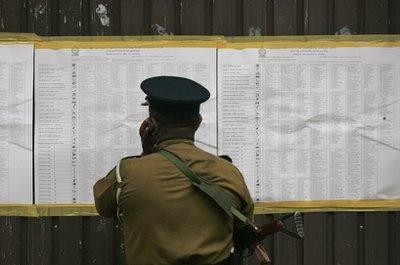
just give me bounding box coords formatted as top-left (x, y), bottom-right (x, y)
top-left (148, 118), bottom-right (157, 135)
top-left (193, 114), bottom-right (202, 130)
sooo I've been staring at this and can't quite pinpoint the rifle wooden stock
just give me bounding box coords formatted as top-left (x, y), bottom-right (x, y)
top-left (259, 220), bottom-right (284, 238)
top-left (248, 220), bottom-right (284, 265)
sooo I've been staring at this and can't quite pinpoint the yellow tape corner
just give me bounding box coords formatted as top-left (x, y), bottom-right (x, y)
top-left (0, 32), bottom-right (41, 42)
top-left (0, 204), bottom-right (98, 217)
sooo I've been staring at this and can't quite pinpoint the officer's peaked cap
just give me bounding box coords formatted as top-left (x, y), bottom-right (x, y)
top-left (140, 76), bottom-right (210, 119)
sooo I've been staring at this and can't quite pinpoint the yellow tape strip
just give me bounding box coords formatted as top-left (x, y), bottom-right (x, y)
top-left (2, 33), bottom-right (400, 48)
top-left (35, 35), bottom-right (226, 49)
top-left (224, 34), bottom-right (400, 48)
top-left (40, 35), bottom-right (224, 42)
top-left (1, 200), bottom-right (399, 216)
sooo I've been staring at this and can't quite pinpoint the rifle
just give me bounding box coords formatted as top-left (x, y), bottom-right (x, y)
top-left (232, 212), bottom-right (305, 265)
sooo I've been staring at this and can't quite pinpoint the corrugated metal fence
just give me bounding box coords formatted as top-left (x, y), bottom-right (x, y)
top-left (1, 213), bottom-right (400, 265)
top-left (0, 0), bottom-right (399, 36)
top-left (0, 0), bottom-right (400, 264)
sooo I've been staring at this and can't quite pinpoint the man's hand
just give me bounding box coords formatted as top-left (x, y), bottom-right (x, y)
top-left (139, 118), bottom-right (157, 156)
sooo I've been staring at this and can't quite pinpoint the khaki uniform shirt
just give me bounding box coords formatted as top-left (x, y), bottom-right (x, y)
top-left (93, 139), bottom-right (254, 265)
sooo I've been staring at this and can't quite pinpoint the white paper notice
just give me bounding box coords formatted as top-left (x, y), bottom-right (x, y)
top-left (218, 47), bottom-right (400, 202)
top-left (35, 47), bottom-right (216, 203)
top-left (0, 44), bottom-right (33, 203)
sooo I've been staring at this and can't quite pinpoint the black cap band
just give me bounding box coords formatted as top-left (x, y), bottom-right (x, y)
top-left (149, 100), bottom-right (200, 119)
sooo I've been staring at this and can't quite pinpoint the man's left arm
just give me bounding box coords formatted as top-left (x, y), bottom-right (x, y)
top-left (93, 167), bottom-right (118, 218)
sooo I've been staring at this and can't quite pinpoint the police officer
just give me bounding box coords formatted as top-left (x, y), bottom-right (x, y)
top-left (93, 76), bottom-right (254, 265)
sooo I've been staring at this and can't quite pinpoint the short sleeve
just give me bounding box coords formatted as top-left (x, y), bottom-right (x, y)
top-left (93, 166), bottom-right (118, 217)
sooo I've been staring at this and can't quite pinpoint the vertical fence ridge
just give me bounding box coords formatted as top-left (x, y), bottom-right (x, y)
top-left (327, 0), bottom-right (334, 34)
top-left (357, 212), bottom-right (365, 265)
top-left (51, 217), bottom-right (60, 265)
top-left (356, 0), bottom-right (365, 34)
top-left (50, 0), bottom-right (58, 35)
top-left (266, 0), bottom-right (274, 35)
top-left (235, 0), bottom-right (243, 36)
top-left (388, 212), bottom-right (396, 265)
top-left (326, 212), bottom-right (334, 265)
top-left (143, 0), bottom-right (151, 34)
top-left (173, 0), bottom-right (180, 35)
top-left (388, 0), bottom-right (400, 33)
top-left (113, 0), bottom-right (121, 35)
top-left (296, 0), bottom-right (304, 34)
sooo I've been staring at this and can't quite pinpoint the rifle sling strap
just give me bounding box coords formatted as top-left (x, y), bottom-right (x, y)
top-left (158, 149), bottom-right (250, 225)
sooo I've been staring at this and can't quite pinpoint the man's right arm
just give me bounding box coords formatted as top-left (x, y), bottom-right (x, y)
top-left (241, 182), bottom-right (254, 221)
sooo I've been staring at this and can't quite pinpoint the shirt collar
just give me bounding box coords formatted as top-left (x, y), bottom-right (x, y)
top-left (156, 138), bottom-right (194, 150)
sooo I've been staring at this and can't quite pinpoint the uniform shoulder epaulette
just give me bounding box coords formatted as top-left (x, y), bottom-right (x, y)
top-left (121, 155), bottom-right (141, 161)
top-left (219, 155), bottom-right (232, 163)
